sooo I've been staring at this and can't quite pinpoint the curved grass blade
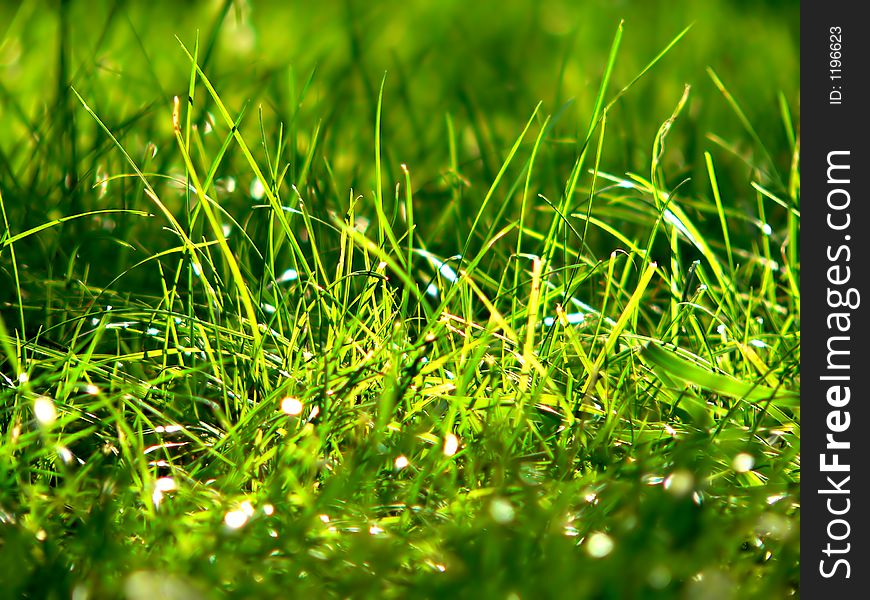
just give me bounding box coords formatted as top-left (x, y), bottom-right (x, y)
top-left (641, 342), bottom-right (798, 406)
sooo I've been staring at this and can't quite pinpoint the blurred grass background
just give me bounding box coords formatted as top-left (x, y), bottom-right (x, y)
top-left (1, 0), bottom-right (798, 275)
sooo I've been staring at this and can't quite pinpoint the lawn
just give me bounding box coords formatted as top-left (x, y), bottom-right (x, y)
top-left (0, 1), bottom-right (800, 598)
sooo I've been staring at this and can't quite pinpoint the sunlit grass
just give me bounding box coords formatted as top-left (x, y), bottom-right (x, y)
top-left (0, 1), bottom-right (798, 597)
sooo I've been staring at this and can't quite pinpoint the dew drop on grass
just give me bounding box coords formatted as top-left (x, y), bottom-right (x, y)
top-left (155, 424), bottom-right (183, 434)
top-left (281, 397), bottom-right (304, 416)
top-left (585, 532), bottom-right (614, 558)
top-left (85, 384), bottom-right (100, 396)
top-left (262, 504), bottom-right (275, 516)
top-left (33, 396), bottom-right (57, 425)
top-left (17, 372), bottom-right (29, 385)
top-left (224, 508), bottom-right (249, 529)
top-left (395, 455), bottom-right (410, 470)
top-left (664, 470), bottom-right (694, 497)
top-left (278, 268), bottom-right (299, 283)
top-left (761, 223), bottom-right (773, 236)
top-left (648, 565), bottom-right (672, 589)
top-left (443, 433), bottom-right (459, 456)
top-left (489, 498), bottom-right (515, 524)
top-left (152, 477), bottom-right (176, 508)
top-left (368, 524), bottom-right (384, 535)
top-left (250, 178), bottom-right (265, 200)
top-left (755, 512), bottom-right (792, 539)
top-left (155, 477), bottom-right (176, 493)
top-left (732, 453), bottom-right (755, 473)
top-left (57, 446), bottom-right (75, 465)
top-left (146, 327), bottom-right (159, 336)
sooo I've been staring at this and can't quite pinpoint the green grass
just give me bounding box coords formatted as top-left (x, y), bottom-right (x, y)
top-left (1, 1), bottom-right (799, 598)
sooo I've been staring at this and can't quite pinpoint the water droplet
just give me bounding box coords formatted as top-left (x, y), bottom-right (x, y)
top-left (761, 223), bottom-right (772, 236)
top-left (755, 513), bottom-right (792, 540)
top-left (57, 446), bottom-right (75, 464)
top-left (368, 524), bottom-right (384, 535)
top-left (489, 498), bottom-right (515, 524)
top-left (33, 396), bottom-right (57, 425)
top-left (262, 504), bottom-right (275, 516)
top-left (642, 474), bottom-right (664, 486)
top-left (748, 339), bottom-right (767, 348)
top-left (155, 477), bottom-right (176, 493)
top-left (146, 327), bottom-right (160, 336)
top-left (732, 452), bottom-right (755, 473)
top-left (443, 433), bottom-right (459, 456)
top-left (585, 532), bottom-right (614, 558)
top-left (648, 565), bottom-right (671, 589)
top-left (250, 178), bottom-right (265, 200)
top-left (664, 470), bottom-right (694, 497)
top-left (395, 455), bottom-right (410, 470)
top-left (17, 372), bottom-right (29, 385)
top-left (281, 397), bottom-right (303, 416)
top-left (155, 424), bottom-right (183, 434)
top-left (224, 508), bottom-right (249, 529)
top-left (85, 384), bottom-right (100, 396)
top-left (278, 268), bottom-right (299, 283)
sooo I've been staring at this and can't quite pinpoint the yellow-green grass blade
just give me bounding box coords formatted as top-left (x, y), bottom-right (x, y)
top-left (641, 342), bottom-right (798, 406)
